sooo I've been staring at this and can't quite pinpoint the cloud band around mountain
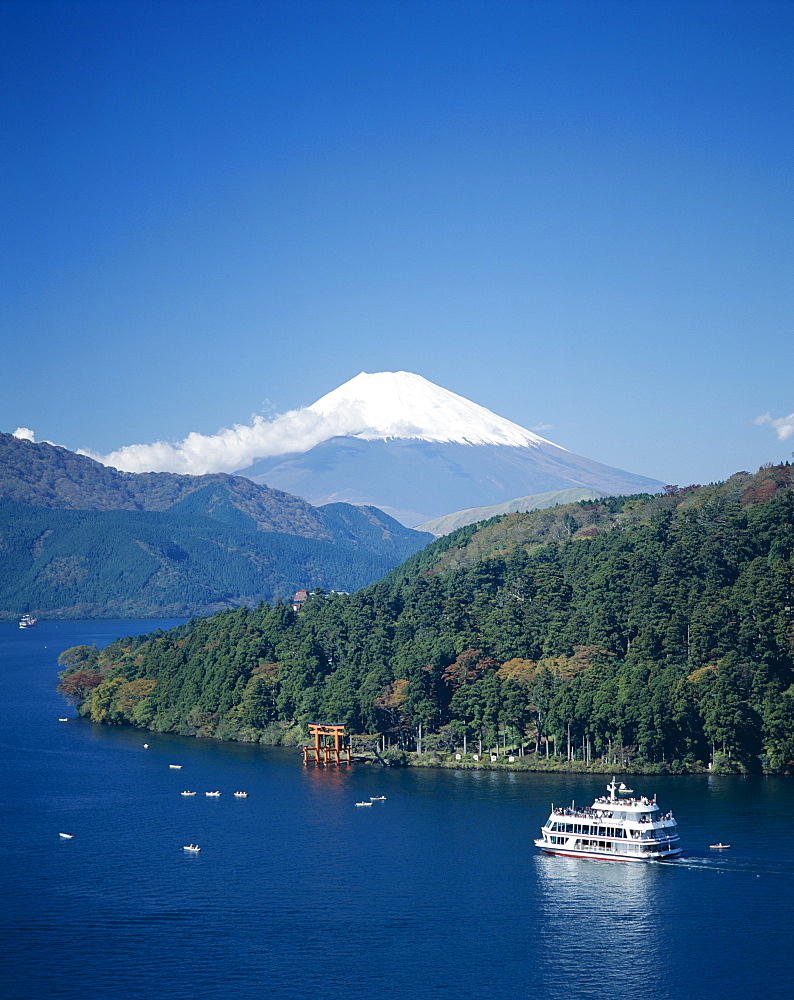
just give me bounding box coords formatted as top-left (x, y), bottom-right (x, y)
top-left (80, 404), bottom-right (367, 475)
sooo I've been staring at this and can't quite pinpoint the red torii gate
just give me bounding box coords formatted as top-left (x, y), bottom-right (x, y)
top-left (302, 723), bottom-right (352, 766)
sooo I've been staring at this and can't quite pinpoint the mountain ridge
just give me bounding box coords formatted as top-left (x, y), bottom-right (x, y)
top-left (240, 435), bottom-right (663, 526)
top-left (0, 433), bottom-right (431, 617)
top-left (416, 487), bottom-right (607, 535)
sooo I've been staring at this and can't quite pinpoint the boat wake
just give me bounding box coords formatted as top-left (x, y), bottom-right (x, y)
top-left (670, 856), bottom-right (794, 880)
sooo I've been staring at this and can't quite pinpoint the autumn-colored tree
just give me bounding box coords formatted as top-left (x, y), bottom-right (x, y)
top-left (375, 678), bottom-right (410, 715)
top-left (539, 645), bottom-right (616, 683)
top-left (441, 649), bottom-right (499, 692)
top-left (56, 670), bottom-right (103, 704)
top-left (114, 678), bottom-right (157, 719)
top-left (496, 657), bottom-right (537, 685)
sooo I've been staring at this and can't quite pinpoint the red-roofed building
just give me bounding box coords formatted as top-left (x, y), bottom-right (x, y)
top-left (291, 590), bottom-right (309, 612)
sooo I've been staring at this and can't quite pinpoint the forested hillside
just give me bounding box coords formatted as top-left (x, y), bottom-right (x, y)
top-left (59, 464), bottom-right (794, 773)
top-left (0, 434), bottom-right (431, 616)
top-left (0, 432), bottom-right (322, 528)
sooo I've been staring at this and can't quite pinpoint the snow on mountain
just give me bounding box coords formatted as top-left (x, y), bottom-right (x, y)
top-left (307, 371), bottom-right (560, 449)
top-left (237, 371), bottom-right (664, 528)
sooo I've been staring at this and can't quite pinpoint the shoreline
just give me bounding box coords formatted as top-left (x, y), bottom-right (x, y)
top-left (60, 715), bottom-right (758, 775)
top-left (374, 750), bottom-right (716, 776)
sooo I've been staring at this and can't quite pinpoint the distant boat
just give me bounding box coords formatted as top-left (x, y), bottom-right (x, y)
top-left (370, 795), bottom-right (387, 801)
top-left (169, 764), bottom-right (182, 769)
top-left (19, 614), bottom-right (37, 628)
top-left (355, 801), bottom-right (373, 807)
top-left (710, 842), bottom-right (731, 849)
top-left (58, 718), bottom-right (68, 722)
top-left (205, 791), bottom-right (221, 797)
top-left (233, 791), bottom-right (248, 798)
top-left (143, 743), bottom-right (149, 748)
top-left (183, 844), bottom-right (201, 852)
top-left (59, 832), bottom-right (73, 839)
top-left (181, 791), bottom-right (196, 796)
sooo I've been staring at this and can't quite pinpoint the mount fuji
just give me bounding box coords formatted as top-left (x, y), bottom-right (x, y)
top-left (237, 372), bottom-right (664, 526)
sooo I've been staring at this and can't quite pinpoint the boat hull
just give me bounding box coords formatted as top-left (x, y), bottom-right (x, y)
top-left (535, 840), bottom-right (682, 862)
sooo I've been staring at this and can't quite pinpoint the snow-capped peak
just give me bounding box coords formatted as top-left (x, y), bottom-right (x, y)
top-left (308, 371), bottom-right (563, 449)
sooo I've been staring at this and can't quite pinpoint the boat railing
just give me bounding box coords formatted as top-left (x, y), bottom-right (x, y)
top-left (595, 795), bottom-right (653, 807)
top-left (552, 807), bottom-right (603, 819)
top-left (552, 806), bottom-right (675, 824)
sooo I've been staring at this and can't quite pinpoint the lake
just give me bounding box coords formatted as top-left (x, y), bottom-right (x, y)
top-left (1, 618), bottom-right (793, 1000)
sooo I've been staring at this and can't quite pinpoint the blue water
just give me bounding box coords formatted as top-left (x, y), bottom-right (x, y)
top-left (2, 619), bottom-right (793, 1000)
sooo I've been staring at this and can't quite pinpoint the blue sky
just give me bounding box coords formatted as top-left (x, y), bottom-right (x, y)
top-left (2, 0), bottom-right (792, 487)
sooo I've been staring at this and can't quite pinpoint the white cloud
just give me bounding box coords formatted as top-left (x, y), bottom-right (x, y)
top-left (13, 427), bottom-right (35, 442)
top-left (80, 404), bottom-right (367, 475)
top-left (754, 411), bottom-right (794, 442)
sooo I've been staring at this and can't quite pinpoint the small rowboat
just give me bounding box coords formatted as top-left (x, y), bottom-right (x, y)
top-left (710, 842), bottom-right (731, 849)
top-left (183, 844), bottom-right (201, 852)
top-left (169, 764), bottom-right (182, 769)
top-left (233, 791), bottom-right (248, 798)
top-left (181, 791), bottom-right (196, 796)
top-left (59, 833), bottom-right (74, 839)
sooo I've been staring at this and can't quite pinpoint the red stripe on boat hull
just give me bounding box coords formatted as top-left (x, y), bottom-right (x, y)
top-left (539, 847), bottom-right (681, 862)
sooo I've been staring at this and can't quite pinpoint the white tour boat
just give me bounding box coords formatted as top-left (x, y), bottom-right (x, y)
top-left (535, 778), bottom-right (682, 862)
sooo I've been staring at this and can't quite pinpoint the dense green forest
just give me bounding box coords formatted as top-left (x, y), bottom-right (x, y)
top-left (59, 464), bottom-right (794, 774)
top-left (0, 498), bottom-right (420, 616)
top-left (0, 434), bottom-right (430, 616)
